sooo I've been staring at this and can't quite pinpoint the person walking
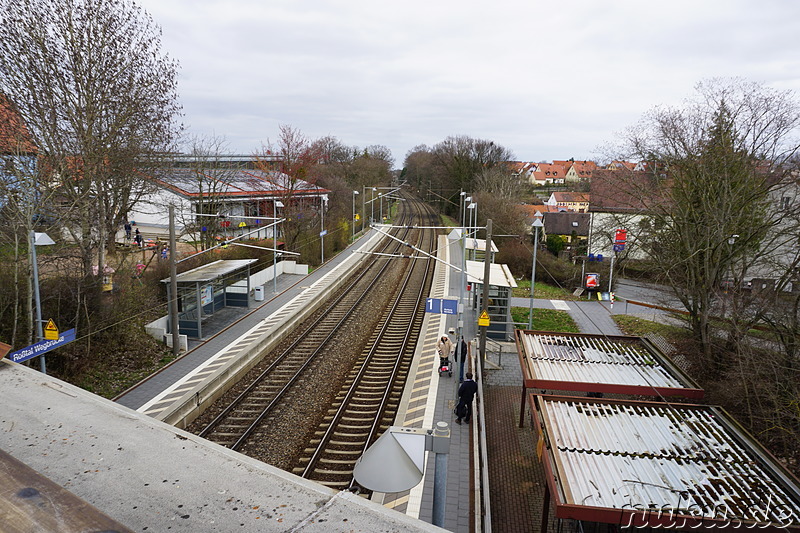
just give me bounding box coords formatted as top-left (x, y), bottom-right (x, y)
top-left (134, 228), bottom-right (142, 247)
top-left (436, 335), bottom-right (453, 361)
top-left (455, 372), bottom-right (478, 425)
top-left (124, 222), bottom-right (132, 240)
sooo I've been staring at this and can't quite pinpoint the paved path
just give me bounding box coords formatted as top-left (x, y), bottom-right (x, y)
top-left (509, 296), bottom-right (623, 335)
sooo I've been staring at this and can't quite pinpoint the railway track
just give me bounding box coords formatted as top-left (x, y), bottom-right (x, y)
top-left (188, 194), bottom-right (439, 488)
top-left (294, 215), bottom-right (435, 489)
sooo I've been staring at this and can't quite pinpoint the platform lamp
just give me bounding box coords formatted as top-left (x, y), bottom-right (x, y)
top-left (371, 187), bottom-right (377, 223)
top-left (528, 211), bottom-right (544, 330)
top-left (31, 231), bottom-right (55, 374)
top-left (320, 194), bottom-right (328, 264)
top-left (273, 200), bottom-right (284, 293)
top-left (352, 190), bottom-right (359, 241)
top-left (467, 201), bottom-right (477, 260)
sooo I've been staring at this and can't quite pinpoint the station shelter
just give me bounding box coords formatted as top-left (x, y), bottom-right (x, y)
top-left (464, 237), bottom-right (498, 262)
top-left (514, 330), bottom-right (800, 532)
top-left (465, 260), bottom-right (516, 340)
top-left (161, 259), bottom-right (258, 339)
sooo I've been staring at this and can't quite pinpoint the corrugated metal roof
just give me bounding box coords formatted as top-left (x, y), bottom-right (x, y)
top-left (464, 238), bottom-right (499, 253)
top-left (517, 331), bottom-right (702, 397)
top-left (160, 259), bottom-right (258, 284)
top-left (535, 396), bottom-right (800, 528)
top-left (466, 260), bottom-right (518, 288)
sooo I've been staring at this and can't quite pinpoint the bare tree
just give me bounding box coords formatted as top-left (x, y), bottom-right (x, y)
top-left (612, 79), bottom-right (800, 370)
top-left (0, 0), bottom-right (182, 282)
top-left (255, 125), bottom-right (325, 255)
top-left (0, 95), bottom-right (49, 345)
top-left (404, 136), bottom-right (515, 215)
top-left (474, 165), bottom-right (522, 200)
top-left (175, 135), bottom-right (241, 250)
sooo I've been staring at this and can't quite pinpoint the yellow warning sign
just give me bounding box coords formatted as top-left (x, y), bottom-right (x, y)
top-left (44, 319), bottom-right (59, 340)
top-left (478, 310), bottom-right (490, 327)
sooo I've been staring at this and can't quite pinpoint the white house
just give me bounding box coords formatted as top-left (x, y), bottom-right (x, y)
top-left (122, 162), bottom-right (330, 244)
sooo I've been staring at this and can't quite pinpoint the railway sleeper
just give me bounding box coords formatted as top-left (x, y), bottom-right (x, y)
top-left (319, 449), bottom-right (362, 456)
top-left (311, 467), bottom-right (354, 475)
top-left (337, 419), bottom-right (377, 426)
top-left (329, 437), bottom-right (369, 445)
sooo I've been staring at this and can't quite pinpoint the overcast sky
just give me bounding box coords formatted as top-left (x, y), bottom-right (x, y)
top-left (137, 0), bottom-right (800, 167)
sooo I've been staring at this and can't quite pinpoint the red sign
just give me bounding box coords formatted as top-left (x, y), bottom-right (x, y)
top-left (585, 273), bottom-right (600, 289)
top-left (614, 228), bottom-right (627, 244)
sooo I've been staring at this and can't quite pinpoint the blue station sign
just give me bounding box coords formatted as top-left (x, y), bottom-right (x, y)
top-left (426, 298), bottom-right (458, 315)
top-left (7, 328), bottom-right (76, 364)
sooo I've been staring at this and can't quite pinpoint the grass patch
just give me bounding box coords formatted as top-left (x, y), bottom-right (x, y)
top-left (511, 307), bottom-right (580, 333)
top-left (440, 214), bottom-right (458, 228)
top-left (77, 350), bottom-right (179, 399)
top-left (513, 280), bottom-right (578, 300)
top-left (613, 314), bottom-right (690, 344)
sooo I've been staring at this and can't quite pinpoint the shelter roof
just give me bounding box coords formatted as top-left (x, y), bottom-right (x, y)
top-left (530, 394), bottom-right (800, 530)
top-left (465, 260), bottom-right (517, 288)
top-left (161, 259), bottom-right (258, 284)
top-left (515, 330), bottom-right (703, 398)
top-left (464, 237), bottom-right (499, 253)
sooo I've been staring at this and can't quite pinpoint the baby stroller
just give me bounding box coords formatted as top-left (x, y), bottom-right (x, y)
top-left (438, 352), bottom-right (453, 377)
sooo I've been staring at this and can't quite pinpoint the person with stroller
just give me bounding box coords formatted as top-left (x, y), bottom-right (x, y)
top-left (455, 372), bottom-right (478, 425)
top-left (436, 335), bottom-right (453, 376)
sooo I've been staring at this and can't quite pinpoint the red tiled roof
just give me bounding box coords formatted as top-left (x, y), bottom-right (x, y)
top-left (552, 192), bottom-right (590, 204)
top-left (590, 168), bottom-right (669, 212)
top-left (606, 160), bottom-right (636, 171)
top-left (536, 163), bottom-right (566, 178)
top-left (0, 95), bottom-right (36, 154)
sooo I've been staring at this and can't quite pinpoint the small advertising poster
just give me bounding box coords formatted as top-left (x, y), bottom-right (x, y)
top-left (585, 273), bottom-right (600, 290)
top-left (201, 284), bottom-right (213, 306)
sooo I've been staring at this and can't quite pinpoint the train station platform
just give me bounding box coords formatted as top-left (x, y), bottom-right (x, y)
top-left (116, 227), bottom-right (386, 419)
top-left (0, 227), bottom-right (447, 532)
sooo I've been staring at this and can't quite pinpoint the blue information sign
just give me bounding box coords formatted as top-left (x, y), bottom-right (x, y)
top-left (7, 328), bottom-right (76, 364)
top-left (426, 298), bottom-right (458, 315)
top-left (441, 299), bottom-right (458, 315)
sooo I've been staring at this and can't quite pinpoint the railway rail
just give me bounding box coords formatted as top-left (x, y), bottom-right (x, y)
top-left (187, 194), bottom-right (439, 490)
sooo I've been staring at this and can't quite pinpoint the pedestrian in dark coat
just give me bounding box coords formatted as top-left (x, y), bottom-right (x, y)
top-left (124, 222), bottom-right (132, 240)
top-left (455, 372), bottom-right (478, 424)
top-left (455, 336), bottom-right (468, 381)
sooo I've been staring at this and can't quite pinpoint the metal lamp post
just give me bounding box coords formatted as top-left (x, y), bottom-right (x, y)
top-left (371, 187), bottom-right (377, 224)
top-left (379, 193), bottom-right (384, 223)
top-left (724, 234), bottom-right (739, 317)
top-left (528, 212), bottom-right (544, 330)
top-left (467, 201), bottom-right (477, 261)
top-left (273, 200), bottom-right (284, 292)
top-left (352, 190), bottom-right (359, 241)
top-left (31, 231), bottom-right (55, 374)
top-left (320, 195), bottom-right (327, 264)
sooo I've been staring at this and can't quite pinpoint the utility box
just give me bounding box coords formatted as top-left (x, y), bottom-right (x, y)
top-left (254, 285), bottom-right (265, 302)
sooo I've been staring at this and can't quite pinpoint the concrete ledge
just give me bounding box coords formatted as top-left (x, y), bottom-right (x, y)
top-left (0, 361), bottom-right (445, 532)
